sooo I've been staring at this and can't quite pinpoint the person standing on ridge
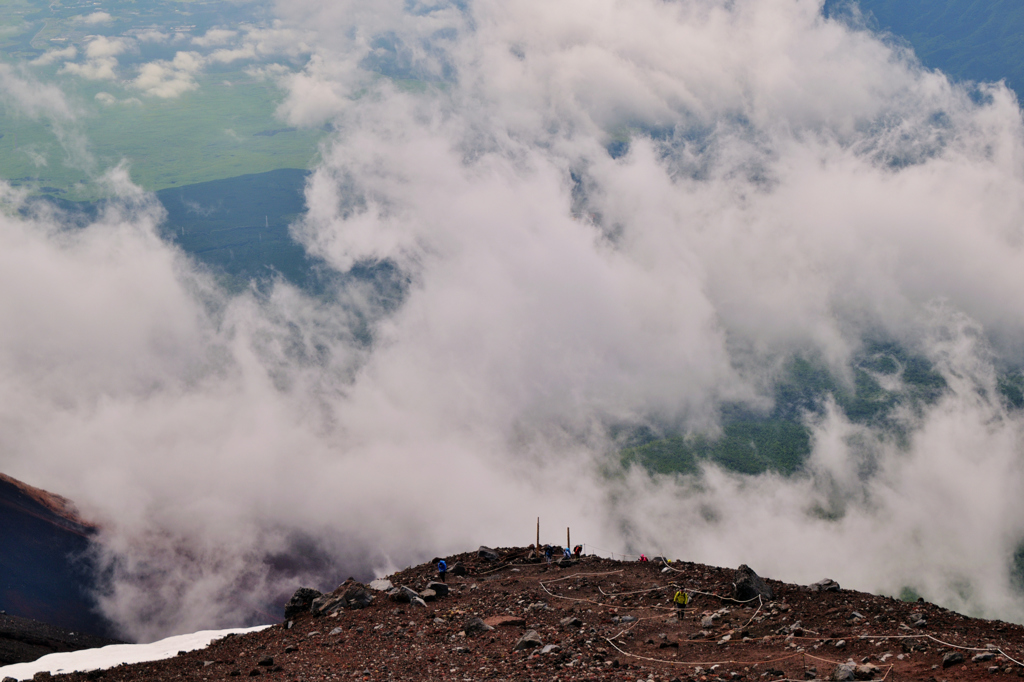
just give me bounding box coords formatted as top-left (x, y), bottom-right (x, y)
top-left (437, 559), bottom-right (447, 583)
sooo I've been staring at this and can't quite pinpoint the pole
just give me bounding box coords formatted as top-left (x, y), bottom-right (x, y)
top-left (567, 527), bottom-right (570, 550)
top-left (536, 517), bottom-right (540, 550)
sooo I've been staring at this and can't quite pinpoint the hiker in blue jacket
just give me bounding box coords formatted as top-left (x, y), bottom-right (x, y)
top-left (437, 559), bottom-right (447, 583)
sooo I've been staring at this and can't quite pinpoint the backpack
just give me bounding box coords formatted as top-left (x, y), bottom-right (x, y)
top-left (438, 560), bottom-right (447, 572)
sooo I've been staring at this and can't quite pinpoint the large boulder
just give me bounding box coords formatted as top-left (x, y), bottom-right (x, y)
top-left (732, 565), bottom-right (774, 602)
top-left (284, 587), bottom-right (323, 619)
top-left (449, 562), bottom-right (468, 576)
top-left (478, 546), bottom-right (499, 561)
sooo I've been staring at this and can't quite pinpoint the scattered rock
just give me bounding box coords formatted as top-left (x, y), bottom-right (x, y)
top-left (854, 663), bottom-right (879, 679)
top-left (540, 644), bottom-right (561, 654)
top-left (732, 564), bottom-right (774, 602)
top-left (477, 546), bottom-right (500, 561)
top-left (426, 581), bottom-right (449, 597)
top-left (484, 615), bottom-right (526, 627)
top-left (419, 589), bottom-right (437, 602)
top-left (283, 587), bottom-right (322, 619)
top-left (339, 584), bottom-right (374, 609)
top-left (973, 652), bottom-right (996, 662)
top-left (256, 657), bottom-right (274, 667)
top-left (367, 579), bottom-right (393, 592)
top-left (463, 617), bottom-right (494, 636)
top-left (831, 663), bottom-right (855, 681)
top-left (560, 616), bottom-right (582, 628)
top-left (810, 578), bottom-right (841, 592)
top-left (942, 651), bottom-right (964, 668)
top-left (513, 630), bottom-right (543, 651)
top-left (449, 562), bottom-right (467, 576)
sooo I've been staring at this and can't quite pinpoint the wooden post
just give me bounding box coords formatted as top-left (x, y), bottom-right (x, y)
top-left (536, 517), bottom-right (540, 550)
top-left (567, 527), bottom-right (570, 550)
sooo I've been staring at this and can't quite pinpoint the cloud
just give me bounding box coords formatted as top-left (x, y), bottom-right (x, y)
top-left (30, 46), bottom-right (78, 67)
top-left (8, 0), bottom-right (1024, 643)
top-left (79, 12), bottom-right (114, 25)
top-left (192, 29), bottom-right (238, 47)
top-left (60, 36), bottom-right (133, 81)
top-left (133, 29), bottom-right (171, 44)
top-left (95, 92), bottom-right (142, 106)
top-left (132, 52), bottom-right (205, 98)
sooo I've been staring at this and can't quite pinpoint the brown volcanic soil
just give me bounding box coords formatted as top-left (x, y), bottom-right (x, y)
top-left (36, 547), bottom-right (1024, 682)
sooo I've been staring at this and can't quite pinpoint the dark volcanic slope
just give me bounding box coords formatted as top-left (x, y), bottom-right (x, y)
top-left (0, 474), bottom-right (115, 642)
top-left (0, 613), bottom-right (120, 668)
top-left (30, 546), bottom-right (1024, 682)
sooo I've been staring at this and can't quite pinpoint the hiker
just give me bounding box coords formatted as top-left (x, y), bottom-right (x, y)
top-left (545, 546), bottom-right (553, 563)
top-left (639, 554), bottom-right (649, 562)
top-left (573, 544), bottom-right (583, 558)
top-left (672, 590), bottom-right (690, 614)
top-left (437, 559), bottom-right (447, 583)
top-left (563, 547), bottom-right (572, 559)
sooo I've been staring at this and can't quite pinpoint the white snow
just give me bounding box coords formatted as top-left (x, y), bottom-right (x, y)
top-left (0, 625), bottom-right (271, 680)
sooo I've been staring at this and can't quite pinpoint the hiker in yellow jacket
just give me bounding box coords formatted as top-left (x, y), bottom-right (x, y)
top-left (673, 590), bottom-right (690, 615)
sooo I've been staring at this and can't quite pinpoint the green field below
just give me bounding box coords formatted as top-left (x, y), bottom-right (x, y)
top-left (0, 70), bottom-right (325, 201)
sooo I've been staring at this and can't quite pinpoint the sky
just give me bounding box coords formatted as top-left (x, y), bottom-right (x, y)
top-left (4, 0), bottom-right (1024, 641)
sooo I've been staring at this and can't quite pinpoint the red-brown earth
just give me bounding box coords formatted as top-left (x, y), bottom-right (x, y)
top-left (19, 546), bottom-right (1024, 682)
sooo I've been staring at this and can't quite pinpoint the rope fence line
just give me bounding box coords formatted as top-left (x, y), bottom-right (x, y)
top-left (531, 568), bottom-right (1024, 678)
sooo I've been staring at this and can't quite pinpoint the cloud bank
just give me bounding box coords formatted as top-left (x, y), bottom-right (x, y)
top-left (4, 0), bottom-right (1024, 641)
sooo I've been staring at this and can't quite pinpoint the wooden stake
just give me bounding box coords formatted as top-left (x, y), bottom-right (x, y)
top-left (567, 527), bottom-right (570, 550)
top-left (536, 517), bottom-right (540, 550)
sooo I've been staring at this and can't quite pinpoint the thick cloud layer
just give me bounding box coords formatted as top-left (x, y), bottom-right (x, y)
top-left (4, 0), bottom-right (1024, 640)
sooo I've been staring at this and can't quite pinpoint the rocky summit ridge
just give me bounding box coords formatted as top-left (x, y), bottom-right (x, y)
top-left (9, 545), bottom-right (1024, 682)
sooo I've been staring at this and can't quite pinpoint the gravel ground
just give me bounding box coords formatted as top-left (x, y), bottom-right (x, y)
top-left (20, 547), bottom-right (1024, 682)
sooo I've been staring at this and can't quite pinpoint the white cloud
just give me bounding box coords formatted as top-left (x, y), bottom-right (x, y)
top-left (60, 36), bottom-right (133, 81)
top-left (10, 0), bottom-right (1024, 642)
top-left (30, 46), bottom-right (78, 67)
top-left (132, 51), bottom-right (205, 98)
top-left (192, 28), bottom-right (238, 47)
top-left (133, 29), bottom-right (171, 44)
top-left (79, 12), bottom-right (113, 25)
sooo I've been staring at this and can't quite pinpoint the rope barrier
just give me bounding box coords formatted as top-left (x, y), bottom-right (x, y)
top-left (524, 550), bottom-right (1024, 676)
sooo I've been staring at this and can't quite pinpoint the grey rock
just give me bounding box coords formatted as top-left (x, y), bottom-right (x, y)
top-left (329, 627), bottom-right (343, 635)
top-left (284, 587), bottom-right (323, 619)
top-left (513, 629), bottom-right (544, 651)
top-left (701, 616), bottom-right (716, 628)
top-left (478, 546), bottom-right (500, 561)
top-left (340, 584), bottom-right (374, 610)
top-left (310, 595), bottom-right (345, 616)
top-left (942, 651), bottom-right (964, 668)
top-left (560, 616), bottom-right (582, 628)
top-left (427, 581), bottom-right (449, 597)
top-left (420, 589), bottom-right (437, 602)
top-left (449, 562), bottom-right (467, 576)
top-left (389, 586), bottom-right (421, 603)
top-left (368, 579), bottom-right (393, 592)
top-left (850, 611), bottom-right (865, 620)
top-left (831, 664), bottom-right (855, 681)
top-left (732, 564), bottom-right (774, 602)
top-left (973, 652), bottom-right (996, 662)
top-left (257, 657), bottom-right (274, 667)
top-left (464, 617), bottom-right (494, 636)
top-left (540, 644), bottom-right (562, 655)
top-left (410, 595), bottom-right (427, 608)
top-left (854, 663), bottom-right (880, 679)
top-left (835, 639), bottom-right (846, 649)
top-left (810, 578), bottom-right (840, 592)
